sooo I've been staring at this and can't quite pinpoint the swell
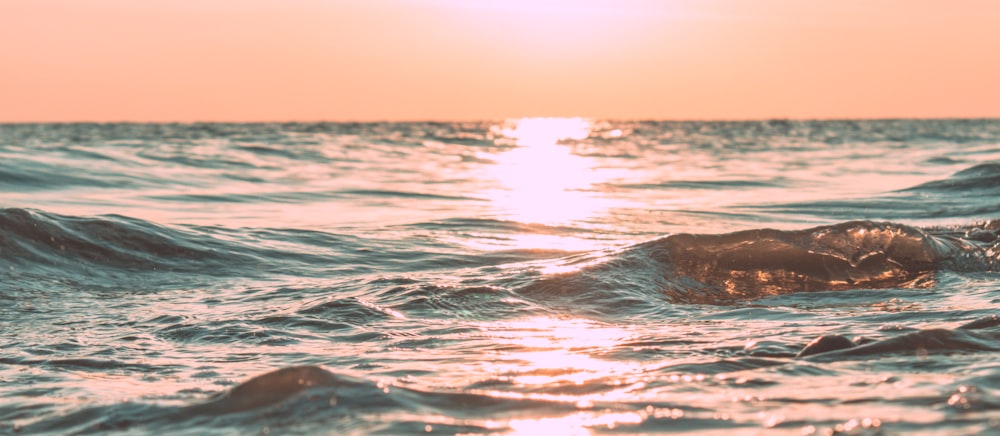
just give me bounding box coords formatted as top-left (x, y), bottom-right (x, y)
top-left (902, 162), bottom-right (1000, 193)
top-left (650, 220), bottom-right (997, 299)
top-left (3, 207), bottom-right (996, 307)
top-left (516, 220), bottom-right (999, 307)
top-left (20, 314), bottom-right (999, 434)
top-left (0, 209), bottom-right (557, 286)
top-left (752, 162), bottom-right (1000, 221)
top-left (0, 163), bottom-right (126, 190)
top-left (18, 366), bottom-right (589, 434)
top-left (0, 208), bottom-right (240, 275)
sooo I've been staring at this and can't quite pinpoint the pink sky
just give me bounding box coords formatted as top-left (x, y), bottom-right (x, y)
top-left (2, 0), bottom-right (998, 122)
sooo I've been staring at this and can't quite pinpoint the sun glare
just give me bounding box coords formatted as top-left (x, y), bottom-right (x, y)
top-left (481, 117), bottom-right (620, 226)
top-left (478, 316), bottom-right (641, 388)
top-left (507, 411), bottom-right (646, 435)
top-left (503, 117), bottom-right (591, 145)
top-left (475, 316), bottom-right (649, 434)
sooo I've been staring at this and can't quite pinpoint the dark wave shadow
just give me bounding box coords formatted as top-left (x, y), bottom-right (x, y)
top-left (517, 220), bottom-right (998, 307)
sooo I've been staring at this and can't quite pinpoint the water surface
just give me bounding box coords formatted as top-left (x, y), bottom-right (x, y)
top-left (1, 119), bottom-right (999, 434)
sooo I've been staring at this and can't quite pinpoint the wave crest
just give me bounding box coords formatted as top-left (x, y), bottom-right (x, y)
top-left (0, 208), bottom-right (235, 275)
top-left (519, 220), bottom-right (998, 306)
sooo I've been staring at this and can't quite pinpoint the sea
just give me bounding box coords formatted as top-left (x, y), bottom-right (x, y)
top-left (1, 118), bottom-right (999, 435)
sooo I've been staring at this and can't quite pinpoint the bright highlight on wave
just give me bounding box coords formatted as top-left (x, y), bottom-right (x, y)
top-left (501, 117), bottom-right (591, 145)
top-left (481, 117), bottom-right (624, 229)
top-left (478, 316), bottom-right (641, 387)
top-left (4, 120), bottom-right (1000, 435)
top-left (476, 316), bottom-right (651, 434)
top-left (507, 411), bottom-right (646, 435)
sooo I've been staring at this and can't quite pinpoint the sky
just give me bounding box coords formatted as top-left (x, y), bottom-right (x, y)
top-left (2, 0), bottom-right (999, 122)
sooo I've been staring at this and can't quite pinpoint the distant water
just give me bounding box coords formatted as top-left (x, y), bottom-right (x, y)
top-left (1, 119), bottom-right (999, 435)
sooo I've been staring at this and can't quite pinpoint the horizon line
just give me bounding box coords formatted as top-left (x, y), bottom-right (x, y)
top-left (3, 115), bottom-right (1000, 125)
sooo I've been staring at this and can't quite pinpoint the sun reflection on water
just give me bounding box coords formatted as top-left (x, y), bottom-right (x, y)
top-left (474, 316), bottom-right (652, 434)
top-left (507, 411), bottom-right (646, 435)
top-left (479, 316), bottom-right (641, 390)
top-left (481, 117), bottom-right (624, 227)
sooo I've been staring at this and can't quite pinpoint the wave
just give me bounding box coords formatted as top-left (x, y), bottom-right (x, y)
top-left (797, 314), bottom-right (1000, 360)
top-left (0, 209), bottom-right (558, 288)
top-left (903, 163), bottom-right (1000, 193)
top-left (751, 162), bottom-right (1000, 221)
top-left (517, 220), bottom-right (999, 307)
top-left (0, 163), bottom-right (128, 190)
top-left (17, 365), bottom-right (579, 434)
top-left (0, 208), bottom-right (238, 275)
top-left (20, 313), bottom-right (998, 434)
top-left (2, 207), bottom-right (997, 306)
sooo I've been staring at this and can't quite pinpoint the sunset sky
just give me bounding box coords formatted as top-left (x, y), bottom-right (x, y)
top-left (2, 0), bottom-right (998, 122)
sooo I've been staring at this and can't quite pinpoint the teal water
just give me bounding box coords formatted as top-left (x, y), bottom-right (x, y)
top-left (1, 119), bottom-right (999, 434)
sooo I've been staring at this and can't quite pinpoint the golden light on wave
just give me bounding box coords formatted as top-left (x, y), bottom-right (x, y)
top-left (502, 117), bottom-right (591, 145)
top-left (507, 411), bottom-right (646, 435)
top-left (481, 117), bottom-right (623, 226)
top-left (478, 316), bottom-right (641, 389)
top-left (474, 316), bottom-right (650, 434)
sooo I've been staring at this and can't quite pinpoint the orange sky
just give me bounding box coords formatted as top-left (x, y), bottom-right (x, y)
top-left (2, 0), bottom-right (998, 122)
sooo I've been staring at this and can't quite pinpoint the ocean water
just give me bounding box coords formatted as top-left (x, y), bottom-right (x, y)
top-left (1, 118), bottom-right (999, 435)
